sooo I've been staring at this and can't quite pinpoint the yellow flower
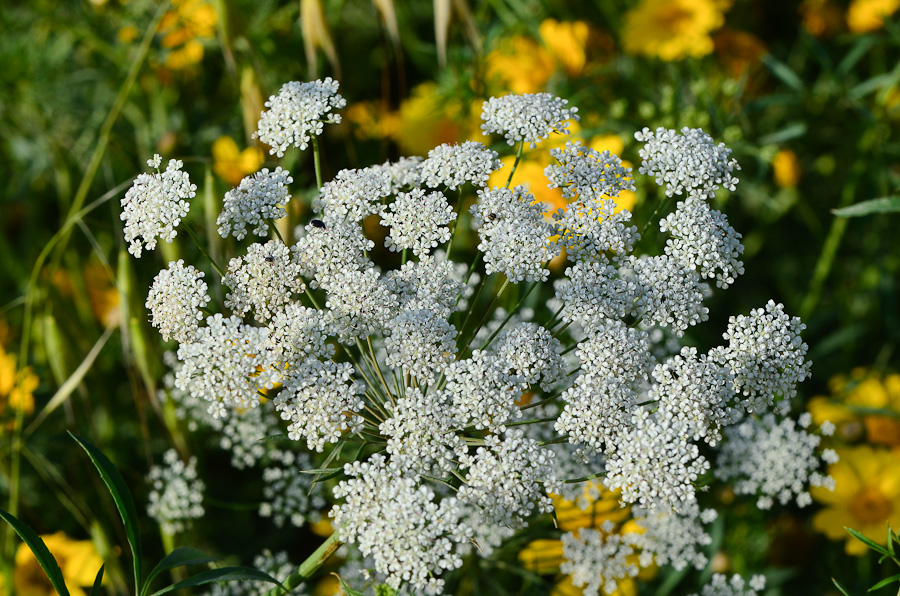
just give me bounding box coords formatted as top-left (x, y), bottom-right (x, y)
top-left (622, 0), bottom-right (725, 61)
top-left (117, 25), bottom-right (139, 44)
top-left (83, 263), bottom-right (121, 328)
top-left (391, 83), bottom-right (475, 156)
top-left (810, 370), bottom-right (900, 446)
top-left (0, 343), bottom-right (37, 423)
top-left (847, 0), bottom-right (900, 32)
top-left (553, 574), bottom-right (637, 596)
top-left (553, 482), bottom-right (631, 532)
top-left (539, 19), bottom-right (591, 77)
top-left (212, 136), bottom-right (265, 186)
top-left (158, 0), bottom-right (218, 70)
top-left (485, 35), bottom-right (555, 94)
top-left (812, 446), bottom-right (900, 555)
top-left (772, 150), bottom-right (801, 188)
top-left (519, 538), bottom-right (565, 573)
top-left (0, 532), bottom-right (104, 596)
top-left (800, 0), bottom-right (844, 37)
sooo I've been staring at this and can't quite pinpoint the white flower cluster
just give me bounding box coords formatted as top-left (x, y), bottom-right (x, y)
top-left (122, 155), bottom-right (196, 257)
top-left (204, 551), bottom-right (298, 596)
top-left (274, 358), bottom-right (366, 452)
top-left (313, 167), bottom-right (391, 224)
top-left (380, 388), bottom-right (468, 474)
top-left (257, 78), bottom-right (346, 157)
top-left (331, 455), bottom-right (472, 595)
top-left (715, 413), bottom-right (836, 509)
top-left (545, 141), bottom-right (635, 200)
top-left (380, 188), bottom-right (455, 257)
top-left (146, 260), bottom-right (210, 343)
top-left (471, 186), bottom-right (559, 282)
top-left (383, 309), bottom-right (457, 382)
top-left (259, 451), bottom-right (325, 527)
top-left (217, 167), bottom-right (293, 240)
top-left (421, 141), bottom-right (502, 189)
top-left (629, 502), bottom-right (717, 571)
top-left (556, 257), bottom-right (638, 333)
top-left (292, 220), bottom-right (374, 290)
top-left (444, 349), bottom-right (522, 431)
top-left (661, 196), bottom-right (744, 288)
top-left (371, 156), bottom-right (424, 193)
top-left (561, 523), bottom-right (638, 596)
top-left (175, 315), bottom-right (279, 418)
top-left (627, 254), bottom-right (710, 335)
top-left (383, 256), bottom-right (464, 318)
top-left (481, 92), bottom-right (579, 148)
top-left (490, 322), bottom-right (564, 390)
top-left (635, 126), bottom-right (740, 198)
top-left (554, 199), bottom-right (639, 263)
top-left (147, 449), bottom-right (205, 535)
top-left (223, 240), bottom-right (306, 323)
top-left (689, 574), bottom-right (766, 596)
top-left (458, 430), bottom-right (559, 527)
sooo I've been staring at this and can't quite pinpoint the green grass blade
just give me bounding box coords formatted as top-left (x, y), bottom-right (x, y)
top-left (149, 567), bottom-right (281, 596)
top-left (846, 527), bottom-right (890, 555)
top-left (762, 54), bottom-right (805, 92)
top-left (69, 432), bottom-right (143, 595)
top-left (89, 565), bottom-right (105, 596)
top-left (832, 577), bottom-right (851, 596)
top-left (833, 197), bottom-right (900, 218)
top-left (143, 547), bottom-right (220, 596)
top-left (0, 508), bottom-right (70, 596)
top-left (869, 573), bottom-right (900, 591)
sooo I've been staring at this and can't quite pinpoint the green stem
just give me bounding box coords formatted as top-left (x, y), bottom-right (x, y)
top-left (262, 532), bottom-right (343, 596)
top-left (312, 136), bottom-right (324, 191)
top-left (478, 281), bottom-right (538, 351)
top-left (505, 141), bottom-right (524, 188)
top-left (459, 278), bottom-right (509, 358)
top-left (269, 219), bottom-right (286, 244)
top-left (184, 223), bottom-right (225, 277)
top-left (445, 188), bottom-right (464, 262)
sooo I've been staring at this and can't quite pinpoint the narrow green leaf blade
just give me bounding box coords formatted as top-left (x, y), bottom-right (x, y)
top-left (832, 577), bottom-right (851, 596)
top-left (762, 54), bottom-right (805, 92)
top-left (869, 572), bottom-right (900, 591)
top-left (846, 527), bottom-right (890, 555)
top-left (888, 523), bottom-right (895, 556)
top-left (69, 432), bottom-right (143, 593)
top-left (144, 547), bottom-right (220, 594)
top-left (0, 508), bottom-right (70, 596)
top-left (833, 197), bottom-right (900, 218)
top-left (150, 566), bottom-right (281, 596)
top-left (334, 574), bottom-right (366, 596)
top-left (90, 566), bottom-right (105, 596)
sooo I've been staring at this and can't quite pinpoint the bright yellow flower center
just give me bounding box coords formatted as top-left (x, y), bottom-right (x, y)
top-left (850, 487), bottom-right (893, 524)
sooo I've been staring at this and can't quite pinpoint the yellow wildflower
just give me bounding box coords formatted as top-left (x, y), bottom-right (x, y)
top-left (553, 574), bottom-right (637, 596)
top-left (518, 538), bottom-right (565, 573)
top-left (539, 19), bottom-right (591, 77)
top-left (83, 262), bottom-right (121, 328)
top-left (809, 370), bottom-right (900, 446)
top-left (847, 0), bottom-right (900, 32)
top-left (0, 532), bottom-right (104, 596)
top-left (554, 482), bottom-right (631, 532)
top-left (622, 0), bottom-right (726, 61)
top-left (800, 0), bottom-right (844, 37)
top-left (158, 0), bottom-right (218, 70)
top-left (391, 83), bottom-right (473, 156)
top-left (772, 150), bottom-right (801, 188)
top-left (485, 35), bottom-right (555, 94)
top-left (0, 343), bottom-right (37, 423)
top-left (812, 446), bottom-right (900, 555)
top-left (117, 25), bottom-right (139, 44)
top-left (212, 136), bottom-right (265, 186)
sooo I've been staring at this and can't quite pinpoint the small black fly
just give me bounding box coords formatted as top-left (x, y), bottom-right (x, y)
top-left (311, 219), bottom-right (326, 229)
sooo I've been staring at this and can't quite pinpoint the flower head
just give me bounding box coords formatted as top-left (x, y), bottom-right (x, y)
top-left (635, 127), bottom-right (739, 198)
top-left (217, 167), bottom-right (293, 240)
top-left (146, 260), bottom-right (211, 343)
top-left (481, 93), bottom-right (579, 148)
top-left (256, 78), bottom-right (346, 157)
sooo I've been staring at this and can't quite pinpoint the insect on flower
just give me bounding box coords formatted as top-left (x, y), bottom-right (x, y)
top-left (311, 219), bottom-right (326, 229)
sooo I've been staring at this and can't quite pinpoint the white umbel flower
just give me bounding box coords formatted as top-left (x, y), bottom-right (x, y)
top-left (628, 254), bottom-right (710, 336)
top-left (259, 451), bottom-right (325, 527)
top-left (554, 199), bottom-right (639, 263)
top-left (420, 141), bottom-right (502, 190)
top-left (121, 155), bottom-right (196, 257)
top-left (634, 126), bottom-right (740, 198)
top-left (661, 196), bottom-right (745, 288)
top-left (369, 156), bottom-right (424, 193)
top-left (445, 350), bottom-right (522, 431)
top-left (313, 167), bottom-right (392, 224)
top-left (384, 309), bottom-right (457, 383)
top-left (175, 315), bottom-right (280, 417)
top-left (481, 93), bottom-right (579, 148)
top-left (274, 357), bottom-right (366, 452)
top-left (146, 260), bottom-right (211, 343)
top-left (458, 429), bottom-right (559, 527)
top-left (147, 449), bottom-right (205, 535)
top-left (490, 322), bottom-right (564, 391)
top-left (545, 141), bottom-right (635, 200)
top-left (291, 220), bottom-right (374, 290)
top-left (715, 413), bottom-right (835, 509)
top-left (217, 167), bottom-right (293, 240)
top-left (266, 302), bottom-right (334, 366)
top-left (256, 78), bottom-right (346, 157)
top-left (561, 524), bottom-right (639, 596)
top-left (380, 387), bottom-right (468, 474)
top-left (325, 267), bottom-right (400, 342)
top-left (556, 257), bottom-right (639, 334)
top-left (471, 186), bottom-right (559, 283)
top-left (605, 408), bottom-right (710, 510)
top-left (331, 454), bottom-right (472, 595)
top-left (627, 502), bottom-right (717, 571)
top-left (383, 256), bottom-right (465, 318)
top-left (689, 574), bottom-right (766, 596)
top-left (223, 240), bottom-right (306, 323)
top-left (380, 188), bottom-right (456, 257)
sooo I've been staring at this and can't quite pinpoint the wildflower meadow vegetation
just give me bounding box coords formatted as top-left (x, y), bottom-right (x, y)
top-left (2, 1), bottom-right (900, 595)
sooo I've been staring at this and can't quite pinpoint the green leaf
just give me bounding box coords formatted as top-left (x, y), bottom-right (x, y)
top-left (833, 577), bottom-right (852, 596)
top-left (758, 123), bottom-right (807, 145)
top-left (69, 432), bottom-right (143, 594)
top-left (888, 524), bottom-right (895, 556)
top-left (143, 547), bottom-right (220, 596)
top-left (298, 467), bottom-right (343, 475)
top-left (846, 527), bottom-right (891, 555)
top-left (333, 574), bottom-right (367, 596)
top-left (833, 197), bottom-right (900, 218)
top-left (762, 54), bottom-right (805, 93)
top-left (0, 508), bottom-right (70, 596)
top-left (90, 566), bottom-right (105, 596)
top-left (149, 566), bottom-right (282, 596)
top-left (869, 573), bottom-right (900, 591)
